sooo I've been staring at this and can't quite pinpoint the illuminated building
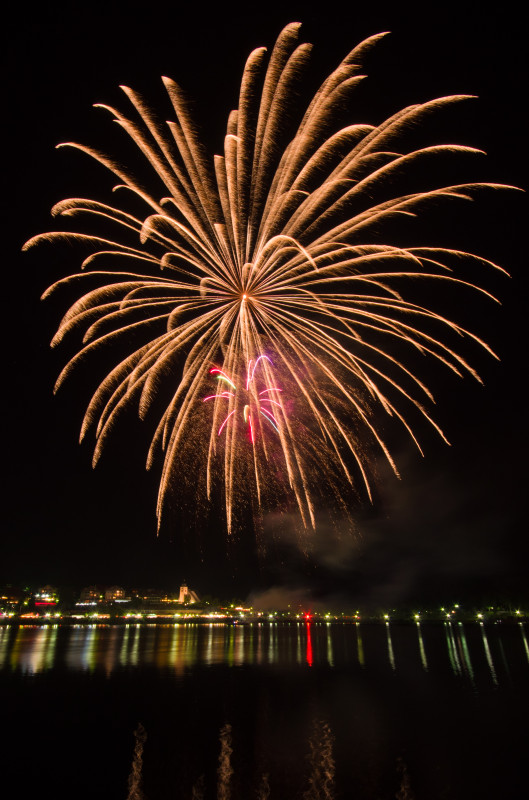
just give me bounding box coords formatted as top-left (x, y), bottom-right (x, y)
top-left (79, 586), bottom-right (104, 604)
top-left (0, 586), bottom-right (25, 608)
top-left (178, 583), bottom-right (200, 604)
top-left (34, 586), bottom-right (59, 606)
top-left (104, 586), bottom-right (129, 602)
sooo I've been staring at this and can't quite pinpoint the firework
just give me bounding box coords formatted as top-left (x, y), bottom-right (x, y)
top-left (25, 24), bottom-right (514, 536)
top-left (204, 356), bottom-right (283, 442)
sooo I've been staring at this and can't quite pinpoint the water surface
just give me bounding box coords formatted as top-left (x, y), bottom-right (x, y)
top-left (1, 622), bottom-right (527, 798)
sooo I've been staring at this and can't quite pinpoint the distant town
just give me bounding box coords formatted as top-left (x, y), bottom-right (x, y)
top-left (0, 583), bottom-right (526, 624)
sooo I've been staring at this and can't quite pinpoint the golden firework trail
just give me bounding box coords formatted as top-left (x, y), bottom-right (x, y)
top-left (25, 23), bottom-right (515, 536)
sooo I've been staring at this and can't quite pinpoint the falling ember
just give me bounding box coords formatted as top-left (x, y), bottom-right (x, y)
top-left (26, 23), bottom-right (516, 539)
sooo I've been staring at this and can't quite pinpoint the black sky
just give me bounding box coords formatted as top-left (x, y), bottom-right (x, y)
top-left (4, 1), bottom-right (527, 602)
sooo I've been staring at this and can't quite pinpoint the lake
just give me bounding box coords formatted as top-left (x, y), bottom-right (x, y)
top-left (1, 621), bottom-right (527, 798)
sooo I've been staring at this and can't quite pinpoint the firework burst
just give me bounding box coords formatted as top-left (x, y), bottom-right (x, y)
top-left (25, 23), bottom-right (514, 538)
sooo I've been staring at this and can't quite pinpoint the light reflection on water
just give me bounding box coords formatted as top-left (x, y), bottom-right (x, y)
top-left (355, 621), bottom-right (364, 666)
top-left (416, 623), bottom-right (428, 671)
top-left (0, 621), bottom-right (527, 684)
top-left (480, 621), bottom-right (499, 684)
top-left (125, 714), bottom-right (340, 800)
top-left (6, 623), bottom-right (59, 673)
top-left (1, 621), bottom-right (527, 799)
top-left (520, 622), bottom-right (529, 663)
top-left (385, 621), bottom-right (396, 671)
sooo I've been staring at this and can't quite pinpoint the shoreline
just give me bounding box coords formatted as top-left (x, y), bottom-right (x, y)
top-left (1, 616), bottom-right (525, 626)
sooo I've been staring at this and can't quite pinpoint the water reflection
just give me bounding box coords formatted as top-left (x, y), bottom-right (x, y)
top-left (120, 624), bottom-right (131, 665)
top-left (125, 717), bottom-right (419, 800)
top-left (0, 625), bottom-right (12, 668)
top-left (444, 621), bottom-right (462, 676)
top-left (256, 773), bottom-right (271, 800)
top-left (306, 622), bottom-right (313, 667)
top-left (326, 624), bottom-right (334, 668)
top-left (8, 624), bottom-right (58, 674)
top-left (355, 622), bottom-right (365, 667)
top-left (480, 623), bottom-right (499, 685)
top-left (1, 622), bottom-right (527, 799)
top-left (395, 756), bottom-right (414, 800)
top-left (1, 622), bottom-right (527, 688)
top-left (521, 622), bottom-right (529, 663)
top-left (80, 625), bottom-right (97, 671)
top-left (191, 775), bottom-right (206, 800)
top-left (305, 718), bottom-right (335, 799)
top-left (217, 722), bottom-right (233, 800)
top-left (457, 623), bottom-right (475, 684)
top-left (385, 622), bottom-right (396, 671)
top-left (416, 623), bottom-right (428, 671)
top-left (127, 722), bottom-right (147, 800)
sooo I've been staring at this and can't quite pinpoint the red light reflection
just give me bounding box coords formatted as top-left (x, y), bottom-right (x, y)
top-left (306, 621), bottom-right (313, 667)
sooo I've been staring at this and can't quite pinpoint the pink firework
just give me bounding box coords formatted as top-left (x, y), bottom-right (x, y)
top-left (204, 356), bottom-right (282, 443)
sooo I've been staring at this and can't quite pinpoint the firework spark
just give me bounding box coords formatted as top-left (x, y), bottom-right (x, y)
top-left (25, 24), bottom-right (514, 537)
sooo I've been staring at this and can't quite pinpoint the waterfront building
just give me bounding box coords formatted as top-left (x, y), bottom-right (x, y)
top-left (79, 586), bottom-right (104, 604)
top-left (34, 586), bottom-right (59, 606)
top-left (104, 586), bottom-right (129, 602)
top-left (178, 583), bottom-right (200, 604)
top-left (0, 586), bottom-right (25, 608)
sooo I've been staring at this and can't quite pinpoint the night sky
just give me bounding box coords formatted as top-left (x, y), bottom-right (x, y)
top-left (4, 1), bottom-right (527, 603)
